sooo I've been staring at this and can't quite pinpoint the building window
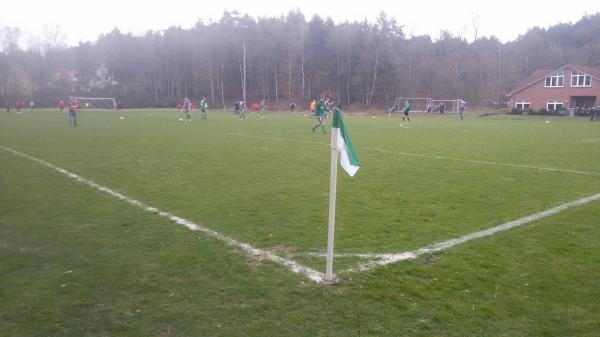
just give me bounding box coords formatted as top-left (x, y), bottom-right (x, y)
top-left (547, 100), bottom-right (563, 111)
top-left (544, 72), bottom-right (564, 87)
top-left (571, 70), bottom-right (592, 87)
top-left (515, 101), bottom-right (530, 110)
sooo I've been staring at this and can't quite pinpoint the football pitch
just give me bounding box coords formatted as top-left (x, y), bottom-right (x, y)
top-left (1, 109), bottom-right (599, 336)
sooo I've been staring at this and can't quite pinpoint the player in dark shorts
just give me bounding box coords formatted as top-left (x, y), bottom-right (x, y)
top-left (67, 96), bottom-right (80, 126)
top-left (233, 101), bottom-right (240, 116)
top-left (182, 97), bottom-right (191, 121)
top-left (402, 101), bottom-right (411, 122)
top-left (312, 97), bottom-right (327, 134)
top-left (200, 97), bottom-right (208, 119)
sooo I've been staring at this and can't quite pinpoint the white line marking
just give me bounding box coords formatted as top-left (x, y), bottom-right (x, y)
top-left (369, 148), bottom-right (600, 176)
top-left (1, 146), bottom-right (325, 283)
top-left (229, 133), bottom-right (600, 176)
top-left (341, 192), bottom-right (600, 273)
top-left (582, 139), bottom-right (600, 143)
top-left (299, 252), bottom-right (382, 259)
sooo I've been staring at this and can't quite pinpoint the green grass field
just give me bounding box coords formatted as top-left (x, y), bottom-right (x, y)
top-left (1, 108), bottom-right (599, 336)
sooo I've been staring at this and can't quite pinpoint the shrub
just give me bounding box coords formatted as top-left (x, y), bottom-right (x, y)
top-left (509, 108), bottom-right (523, 115)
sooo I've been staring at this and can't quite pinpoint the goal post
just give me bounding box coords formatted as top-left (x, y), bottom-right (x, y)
top-left (76, 97), bottom-right (117, 111)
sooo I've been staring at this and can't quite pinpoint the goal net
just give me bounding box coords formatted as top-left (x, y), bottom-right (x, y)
top-left (429, 99), bottom-right (466, 113)
top-left (76, 97), bottom-right (117, 111)
top-left (389, 97), bottom-right (431, 115)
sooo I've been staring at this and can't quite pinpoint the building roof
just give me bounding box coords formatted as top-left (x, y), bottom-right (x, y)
top-left (509, 64), bottom-right (600, 95)
top-left (509, 70), bottom-right (554, 95)
top-left (566, 64), bottom-right (600, 80)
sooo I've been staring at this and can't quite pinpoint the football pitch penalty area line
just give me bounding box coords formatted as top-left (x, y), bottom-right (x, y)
top-left (337, 192), bottom-right (600, 274)
top-left (228, 132), bottom-right (600, 176)
top-left (1, 146), bottom-right (326, 284)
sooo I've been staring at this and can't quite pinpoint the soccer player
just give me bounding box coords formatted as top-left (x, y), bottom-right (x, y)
top-left (312, 97), bottom-right (327, 134)
top-left (58, 99), bottom-right (65, 112)
top-left (310, 99), bottom-right (317, 117)
top-left (67, 96), bottom-right (80, 126)
top-left (402, 100), bottom-right (411, 122)
top-left (239, 100), bottom-right (246, 120)
top-left (183, 97), bottom-right (191, 121)
top-left (5, 100), bottom-right (10, 113)
top-left (259, 99), bottom-right (267, 117)
top-left (325, 97), bottom-right (333, 113)
top-left (459, 102), bottom-right (465, 122)
top-left (233, 101), bottom-right (240, 116)
top-left (332, 101), bottom-right (344, 120)
top-left (289, 101), bottom-right (296, 115)
top-left (200, 97), bottom-right (208, 119)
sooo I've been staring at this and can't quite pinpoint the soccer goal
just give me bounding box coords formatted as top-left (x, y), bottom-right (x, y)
top-left (76, 97), bottom-right (117, 111)
top-left (429, 99), bottom-right (466, 113)
top-left (389, 97), bottom-right (432, 116)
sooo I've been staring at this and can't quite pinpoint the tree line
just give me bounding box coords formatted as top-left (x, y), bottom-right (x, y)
top-left (1, 11), bottom-right (599, 110)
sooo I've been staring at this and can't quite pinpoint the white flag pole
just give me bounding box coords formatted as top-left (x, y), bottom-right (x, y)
top-left (325, 126), bottom-right (339, 282)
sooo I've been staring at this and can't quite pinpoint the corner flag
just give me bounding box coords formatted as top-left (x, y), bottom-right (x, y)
top-left (326, 107), bottom-right (360, 282)
top-left (332, 108), bottom-right (361, 177)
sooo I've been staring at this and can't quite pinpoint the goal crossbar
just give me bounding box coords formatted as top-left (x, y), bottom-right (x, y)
top-left (76, 97), bottom-right (117, 111)
top-left (390, 97), bottom-right (432, 115)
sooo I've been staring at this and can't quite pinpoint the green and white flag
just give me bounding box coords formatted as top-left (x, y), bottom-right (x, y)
top-left (325, 107), bottom-right (360, 281)
top-left (332, 108), bottom-right (360, 176)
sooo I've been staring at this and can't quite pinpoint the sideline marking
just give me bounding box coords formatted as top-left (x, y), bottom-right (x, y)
top-left (229, 133), bottom-right (600, 176)
top-left (5, 145), bottom-right (599, 282)
top-left (339, 192), bottom-right (600, 273)
top-left (1, 146), bottom-right (325, 283)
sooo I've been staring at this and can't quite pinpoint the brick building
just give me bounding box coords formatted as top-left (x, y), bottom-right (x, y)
top-left (509, 64), bottom-right (600, 112)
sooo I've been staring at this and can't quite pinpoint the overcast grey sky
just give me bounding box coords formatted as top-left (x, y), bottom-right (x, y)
top-left (1, 0), bottom-right (599, 46)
